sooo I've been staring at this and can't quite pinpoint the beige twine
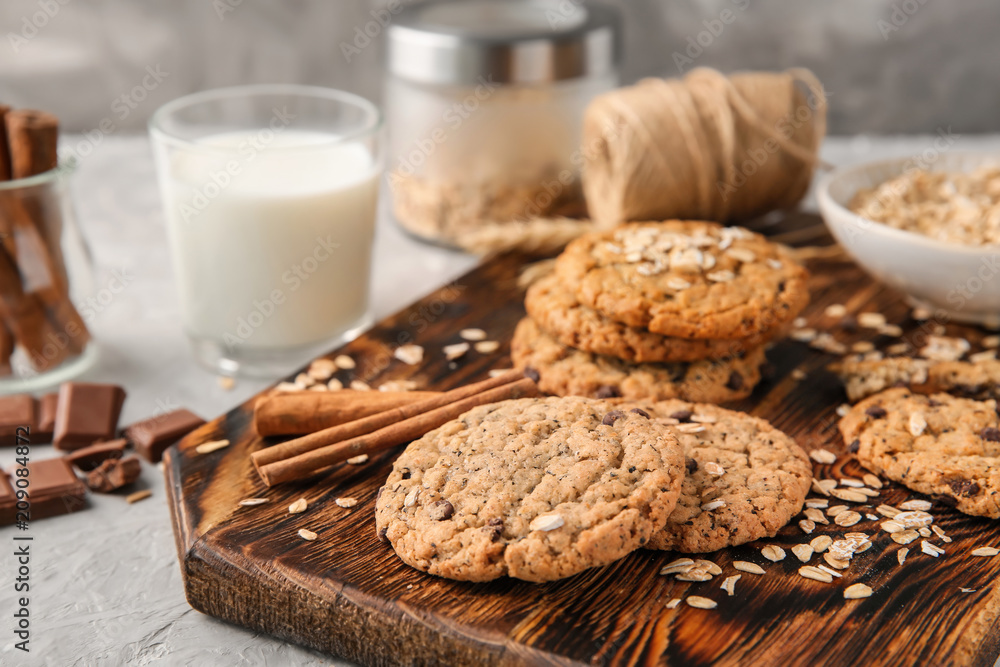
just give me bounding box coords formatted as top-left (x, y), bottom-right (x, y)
top-left (457, 67), bottom-right (827, 254)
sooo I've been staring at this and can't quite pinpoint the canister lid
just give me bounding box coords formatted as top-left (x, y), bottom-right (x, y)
top-left (387, 0), bottom-right (621, 85)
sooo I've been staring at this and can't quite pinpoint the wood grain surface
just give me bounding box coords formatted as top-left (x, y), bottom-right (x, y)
top-left (164, 216), bottom-right (1000, 667)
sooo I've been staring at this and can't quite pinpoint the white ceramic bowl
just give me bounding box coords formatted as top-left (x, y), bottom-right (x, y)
top-left (817, 152), bottom-right (1000, 325)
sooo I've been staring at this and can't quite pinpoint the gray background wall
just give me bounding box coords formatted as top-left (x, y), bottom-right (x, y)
top-left (1, 0), bottom-right (997, 135)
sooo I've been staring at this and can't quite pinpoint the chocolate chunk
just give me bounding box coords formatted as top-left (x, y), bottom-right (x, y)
top-left (486, 517), bottom-right (503, 541)
top-left (523, 367), bottom-right (540, 383)
top-left (54, 382), bottom-right (127, 451)
top-left (65, 439), bottom-right (127, 472)
top-left (630, 407), bottom-right (650, 419)
top-left (594, 384), bottom-right (621, 399)
top-left (948, 478), bottom-right (981, 498)
top-left (685, 457), bottom-right (698, 474)
top-left (840, 315), bottom-right (858, 332)
top-left (400, 469), bottom-right (411, 480)
top-left (726, 371), bottom-right (743, 391)
top-left (35, 393), bottom-right (58, 442)
top-left (0, 395), bottom-right (35, 445)
top-left (981, 427), bottom-right (1000, 442)
top-left (848, 439), bottom-right (860, 454)
top-left (0, 471), bottom-right (15, 525)
top-left (865, 406), bottom-right (887, 419)
top-left (11, 458), bottom-right (87, 519)
top-left (671, 410), bottom-right (694, 423)
top-left (85, 456), bottom-right (141, 493)
top-left (602, 410), bottom-right (625, 426)
top-left (377, 526), bottom-right (389, 543)
top-left (125, 408), bottom-right (205, 463)
top-left (428, 500), bottom-right (454, 521)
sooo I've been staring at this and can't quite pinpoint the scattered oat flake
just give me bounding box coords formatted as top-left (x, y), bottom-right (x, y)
top-left (831, 488), bottom-right (868, 503)
top-left (275, 381), bottom-right (300, 392)
top-left (972, 547), bottom-right (999, 557)
top-left (676, 423), bottom-right (706, 434)
top-left (676, 570), bottom-right (713, 583)
top-left (686, 596), bottom-right (717, 610)
top-left (818, 565), bottom-right (843, 578)
top-left (530, 514), bottom-right (564, 532)
top-left (298, 529), bottom-right (318, 541)
top-left (350, 380), bottom-right (371, 391)
top-left (660, 558), bottom-right (696, 575)
top-left (196, 439), bottom-right (230, 455)
top-left (825, 304), bottom-right (847, 318)
top-left (733, 561), bottom-right (765, 575)
top-left (395, 344), bottom-right (424, 365)
top-left (380, 380), bottom-right (418, 392)
top-left (791, 368), bottom-right (808, 381)
top-left (336, 497), bottom-right (358, 508)
top-left (851, 341), bottom-right (876, 353)
top-left (328, 378), bottom-right (344, 391)
top-left (898, 499), bottom-right (932, 511)
top-left (334, 354), bottom-right (356, 369)
top-left (836, 404), bottom-right (851, 417)
top-left (218, 375), bottom-right (235, 390)
top-left (403, 488), bottom-right (420, 507)
top-left (920, 335), bottom-right (970, 362)
top-left (877, 504), bottom-right (902, 518)
top-left (810, 535), bottom-right (833, 553)
top-left (908, 412), bottom-right (928, 437)
top-left (865, 513), bottom-right (879, 521)
top-left (308, 359), bottom-right (336, 381)
top-left (666, 598), bottom-right (682, 609)
top-left (697, 560), bottom-right (722, 576)
top-left (474, 341), bottom-right (500, 354)
top-left (881, 520), bottom-right (904, 534)
top-left (762, 545), bottom-right (786, 562)
top-left (862, 474), bottom-right (883, 489)
top-left (806, 498), bottom-right (829, 509)
top-left (489, 368), bottom-right (514, 378)
top-left (858, 312), bottom-right (886, 329)
top-left (700, 500), bottom-right (726, 511)
top-left (844, 583), bottom-right (872, 599)
top-left (824, 553), bottom-right (850, 570)
top-left (921, 541), bottom-right (945, 557)
top-left (799, 566), bottom-right (833, 583)
top-left (460, 328), bottom-right (487, 341)
top-left (835, 511), bottom-right (862, 527)
top-left (691, 413), bottom-right (718, 423)
top-left (805, 508), bottom-right (829, 524)
top-left (918, 526), bottom-right (933, 537)
top-left (308, 384), bottom-right (328, 392)
top-left (931, 525), bottom-right (951, 543)
top-left (810, 449), bottom-right (837, 465)
top-left (126, 489), bottom-right (152, 504)
top-left (892, 529), bottom-right (920, 545)
top-left (895, 510), bottom-right (933, 528)
top-left (720, 574), bottom-right (741, 596)
top-left (912, 306), bottom-right (932, 321)
top-left (791, 328), bottom-right (817, 342)
top-left (799, 519), bottom-right (816, 534)
top-left (792, 544), bottom-right (814, 563)
top-left (839, 477), bottom-right (864, 488)
top-left (444, 342), bottom-right (470, 360)
top-left (295, 372), bottom-right (315, 389)
top-left (960, 588), bottom-right (977, 593)
top-left (812, 478), bottom-right (836, 496)
top-left (827, 505), bottom-right (849, 517)
top-left (793, 317), bottom-right (808, 328)
top-left (898, 548), bottom-right (909, 565)
top-left (289, 498), bottom-right (308, 514)
top-left (346, 454), bottom-right (369, 465)
top-left (239, 498), bottom-right (269, 507)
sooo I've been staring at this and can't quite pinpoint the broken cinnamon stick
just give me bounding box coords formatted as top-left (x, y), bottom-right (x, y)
top-left (252, 370), bottom-right (525, 470)
top-left (256, 376), bottom-right (538, 486)
top-left (254, 389), bottom-right (440, 436)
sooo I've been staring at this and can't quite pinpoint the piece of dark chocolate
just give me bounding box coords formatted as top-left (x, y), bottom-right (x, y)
top-left (53, 382), bottom-right (126, 451)
top-left (126, 409), bottom-right (205, 463)
top-left (84, 456), bottom-right (141, 493)
top-left (0, 394), bottom-right (35, 445)
top-left (11, 458), bottom-right (87, 519)
top-left (64, 438), bottom-right (127, 472)
top-left (35, 392), bottom-right (58, 442)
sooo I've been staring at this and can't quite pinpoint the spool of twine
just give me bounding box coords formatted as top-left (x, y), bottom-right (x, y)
top-left (582, 67), bottom-right (827, 228)
top-left (457, 67), bottom-right (827, 254)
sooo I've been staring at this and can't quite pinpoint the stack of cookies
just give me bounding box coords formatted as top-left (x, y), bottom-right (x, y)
top-left (512, 221), bottom-right (810, 403)
top-left (375, 396), bottom-right (812, 582)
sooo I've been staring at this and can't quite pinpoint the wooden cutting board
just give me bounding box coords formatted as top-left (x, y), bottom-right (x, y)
top-left (164, 217), bottom-right (1000, 667)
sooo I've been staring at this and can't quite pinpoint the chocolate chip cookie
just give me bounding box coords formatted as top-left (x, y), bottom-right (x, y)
top-left (832, 356), bottom-right (1000, 402)
top-left (555, 221), bottom-right (810, 339)
top-left (525, 273), bottom-right (772, 363)
top-left (631, 400), bottom-right (812, 552)
top-left (375, 397), bottom-right (685, 582)
top-left (839, 388), bottom-right (1000, 519)
top-left (511, 317), bottom-right (764, 403)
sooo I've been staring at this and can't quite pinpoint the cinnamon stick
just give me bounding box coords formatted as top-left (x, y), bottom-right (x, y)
top-left (253, 369), bottom-right (525, 470)
top-left (5, 109), bottom-right (58, 178)
top-left (0, 105), bottom-right (11, 181)
top-left (256, 376), bottom-right (538, 486)
top-left (254, 389), bottom-right (440, 436)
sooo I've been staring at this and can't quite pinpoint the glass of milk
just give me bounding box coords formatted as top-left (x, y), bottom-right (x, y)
top-left (149, 85), bottom-right (382, 377)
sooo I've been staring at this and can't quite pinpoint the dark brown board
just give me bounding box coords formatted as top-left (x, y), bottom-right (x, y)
top-left (164, 216), bottom-right (1000, 667)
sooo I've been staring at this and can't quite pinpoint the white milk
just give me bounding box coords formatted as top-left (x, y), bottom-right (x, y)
top-left (158, 130), bottom-right (379, 351)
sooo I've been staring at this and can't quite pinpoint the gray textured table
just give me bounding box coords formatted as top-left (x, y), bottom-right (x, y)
top-left (1, 133), bottom-right (998, 666)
